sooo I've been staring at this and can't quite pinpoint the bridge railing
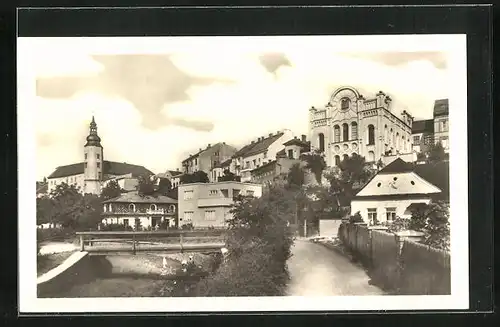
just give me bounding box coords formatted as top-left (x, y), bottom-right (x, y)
top-left (75, 230), bottom-right (227, 254)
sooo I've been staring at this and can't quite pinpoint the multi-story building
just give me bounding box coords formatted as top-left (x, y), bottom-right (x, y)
top-left (308, 86), bottom-right (414, 167)
top-left (433, 99), bottom-right (449, 153)
top-left (411, 119), bottom-right (434, 154)
top-left (178, 181), bottom-right (262, 228)
top-left (250, 135), bottom-right (313, 185)
top-left (210, 158), bottom-right (232, 183)
top-left (46, 117), bottom-right (154, 195)
top-left (101, 191), bottom-right (178, 229)
top-left (230, 129), bottom-right (294, 182)
top-left (181, 142), bottom-right (237, 175)
top-left (156, 169), bottom-right (183, 188)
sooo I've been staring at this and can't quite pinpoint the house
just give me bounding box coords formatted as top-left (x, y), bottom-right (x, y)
top-left (47, 117), bottom-right (154, 195)
top-left (230, 129), bottom-right (294, 182)
top-left (350, 158), bottom-right (449, 224)
top-left (101, 173), bottom-right (140, 192)
top-left (210, 158), bottom-right (233, 183)
top-left (309, 86), bottom-right (414, 167)
top-left (178, 181), bottom-right (263, 228)
top-left (101, 191), bottom-right (178, 229)
top-left (433, 99), bottom-right (449, 153)
top-left (411, 119), bottom-right (435, 154)
top-left (156, 169), bottom-right (183, 188)
top-left (181, 142), bottom-right (237, 176)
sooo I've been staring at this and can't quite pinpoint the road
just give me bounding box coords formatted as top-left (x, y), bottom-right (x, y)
top-left (286, 239), bottom-right (385, 296)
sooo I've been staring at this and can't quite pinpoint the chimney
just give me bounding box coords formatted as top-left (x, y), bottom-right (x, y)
top-left (262, 136), bottom-right (265, 140)
top-left (294, 136), bottom-right (298, 139)
top-left (301, 135), bottom-right (306, 142)
top-left (276, 130), bottom-right (280, 134)
top-left (269, 133), bottom-right (273, 137)
top-left (207, 143), bottom-right (211, 148)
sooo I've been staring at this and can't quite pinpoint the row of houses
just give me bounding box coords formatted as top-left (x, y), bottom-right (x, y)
top-left (37, 87), bottom-right (450, 230)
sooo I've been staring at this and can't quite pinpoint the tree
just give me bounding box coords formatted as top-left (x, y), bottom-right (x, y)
top-left (36, 195), bottom-right (54, 225)
top-left (180, 171), bottom-right (209, 184)
top-left (301, 149), bottom-right (327, 184)
top-left (158, 178), bottom-right (172, 194)
top-left (416, 151), bottom-right (427, 162)
top-left (426, 142), bottom-right (446, 164)
top-left (410, 201), bottom-right (450, 251)
top-left (136, 175), bottom-right (157, 196)
top-left (286, 163), bottom-right (305, 189)
top-left (100, 180), bottom-right (122, 201)
top-left (218, 169), bottom-right (241, 182)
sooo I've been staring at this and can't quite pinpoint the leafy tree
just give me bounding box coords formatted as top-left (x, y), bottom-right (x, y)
top-left (36, 195), bottom-right (54, 226)
top-left (158, 178), bottom-right (172, 194)
top-left (348, 211), bottom-right (363, 224)
top-left (286, 163), bottom-right (305, 189)
top-left (180, 171), bottom-right (210, 184)
top-left (218, 169), bottom-right (241, 182)
top-left (301, 149), bottom-right (327, 184)
top-left (136, 175), bottom-right (157, 196)
top-left (410, 201), bottom-right (450, 251)
top-left (100, 180), bottom-right (123, 201)
top-left (425, 142), bottom-right (446, 164)
top-left (416, 152), bottom-right (427, 162)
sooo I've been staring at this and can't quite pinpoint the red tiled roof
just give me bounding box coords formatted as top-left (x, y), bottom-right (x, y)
top-left (47, 161), bottom-right (154, 179)
top-left (233, 133), bottom-right (284, 158)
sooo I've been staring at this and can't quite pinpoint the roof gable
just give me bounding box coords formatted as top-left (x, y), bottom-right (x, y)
top-left (377, 158), bottom-right (413, 174)
top-left (233, 133), bottom-right (284, 158)
top-left (48, 161), bottom-right (153, 179)
top-left (356, 171), bottom-right (442, 197)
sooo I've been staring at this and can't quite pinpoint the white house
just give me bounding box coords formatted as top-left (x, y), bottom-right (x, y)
top-left (351, 158), bottom-right (449, 224)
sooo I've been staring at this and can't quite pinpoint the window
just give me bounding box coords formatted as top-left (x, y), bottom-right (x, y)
top-left (128, 204), bottom-right (136, 212)
top-left (233, 189), bottom-right (241, 199)
top-left (245, 161), bottom-right (250, 169)
top-left (386, 208), bottom-right (396, 221)
top-left (213, 160), bottom-right (218, 167)
top-left (351, 122), bottom-right (358, 140)
top-left (246, 190), bottom-right (255, 197)
top-left (98, 172), bottom-right (101, 180)
top-left (368, 151), bottom-right (375, 162)
top-left (214, 151), bottom-right (219, 156)
top-left (334, 155), bottom-right (341, 166)
top-left (367, 208), bottom-right (378, 224)
top-left (109, 204), bottom-right (112, 212)
top-left (85, 162), bottom-right (88, 168)
top-left (97, 162), bottom-right (100, 168)
top-left (253, 159), bottom-right (256, 167)
top-left (318, 133), bottom-right (325, 151)
top-left (263, 151), bottom-right (268, 159)
top-left (413, 135), bottom-right (420, 145)
top-left (367, 125), bottom-right (375, 145)
top-left (150, 204), bottom-right (157, 211)
top-left (341, 98), bottom-right (350, 110)
top-left (205, 210), bottom-right (216, 221)
top-left (288, 149), bottom-right (294, 159)
top-left (441, 120), bottom-right (448, 132)
top-left (209, 190), bottom-right (218, 196)
top-left (184, 211), bottom-right (194, 222)
top-left (183, 190), bottom-right (194, 200)
top-left (342, 123), bottom-right (349, 141)
top-left (194, 158), bottom-right (197, 165)
top-left (384, 125), bottom-right (388, 143)
top-left (96, 153), bottom-right (100, 159)
top-left (169, 205), bottom-right (176, 213)
top-left (123, 219), bottom-right (129, 227)
top-left (84, 153), bottom-right (87, 159)
top-left (333, 126), bottom-right (340, 143)
top-left (424, 134), bottom-right (434, 145)
top-left (396, 132), bottom-right (400, 148)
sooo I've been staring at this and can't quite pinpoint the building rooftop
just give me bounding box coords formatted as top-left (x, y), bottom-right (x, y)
top-left (103, 191), bottom-right (177, 204)
top-left (47, 161), bottom-right (154, 179)
top-left (182, 142), bottom-right (236, 164)
top-left (233, 132), bottom-right (285, 158)
top-left (412, 119), bottom-right (434, 134)
top-left (433, 99), bottom-right (449, 117)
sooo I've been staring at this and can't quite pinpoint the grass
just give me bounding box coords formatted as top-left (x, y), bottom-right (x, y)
top-left (37, 251), bottom-right (74, 277)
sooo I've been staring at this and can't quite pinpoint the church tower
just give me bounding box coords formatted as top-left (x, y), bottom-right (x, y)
top-left (83, 116), bottom-right (103, 195)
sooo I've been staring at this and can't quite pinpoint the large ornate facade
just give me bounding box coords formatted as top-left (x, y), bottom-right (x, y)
top-left (308, 86), bottom-right (414, 167)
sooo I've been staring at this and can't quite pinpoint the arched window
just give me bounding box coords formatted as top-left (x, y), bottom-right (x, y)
top-left (109, 204), bottom-right (112, 212)
top-left (341, 98), bottom-right (350, 110)
top-left (333, 125), bottom-right (340, 143)
top-left (396, 132), bottom-right (400, 148)
top-left (392, 129), bottom-right (396, 145)
top-left (103, 204), bottom-right (107, 212)
top-left (334, 155), bottom-right (341, 166)
top-left (318, 133), bottom-right (325, 152)
top-left (351, 122), bottom-right (358, 140)
top-left (169, 205), bottom-right (176, 213)
top-left (343, 154), bottom-right (349, 161)
top-left (368, 151), bottom-right (375, 162)
top-left (402, 136), bottom-right (406, 152)
top-left (129, 203), bottom-right (136, 212)
top-left (150, 204), bottom-right (157, 211)
top-left (342, 123), bottom-right (349, 141)
top-left (384, 125), bottom-right (388, 143)
top-left (367, 125), bottom-right (375, 145)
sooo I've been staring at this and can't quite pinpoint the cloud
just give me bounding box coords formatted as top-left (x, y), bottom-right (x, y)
top-left (258, 53), bottom-right (292, 74)
top-left (36, 55), bottom-right (233, 131)
top-left (341, 52), bottom-right (447, 70)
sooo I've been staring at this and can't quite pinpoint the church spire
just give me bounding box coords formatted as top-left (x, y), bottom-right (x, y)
top-left (85, 115), bottom-right (102, 147)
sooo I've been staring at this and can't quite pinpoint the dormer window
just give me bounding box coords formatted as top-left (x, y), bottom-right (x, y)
top-left (341, 98), bottom-right (350, 110)
top-left (129, 204), bottom-right (136, 212)
top-left (150, 204), bottom-right (157, 211)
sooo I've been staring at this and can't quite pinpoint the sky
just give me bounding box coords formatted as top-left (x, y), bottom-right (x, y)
top-left (19, 36), bottom-right (457, 180)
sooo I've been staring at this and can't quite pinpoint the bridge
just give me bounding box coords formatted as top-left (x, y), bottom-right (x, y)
top-left (76, 230), bottom-right (227, 256)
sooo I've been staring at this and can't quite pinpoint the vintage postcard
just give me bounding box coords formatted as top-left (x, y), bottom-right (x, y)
top-left (18, 34), bottom-right (468, 312)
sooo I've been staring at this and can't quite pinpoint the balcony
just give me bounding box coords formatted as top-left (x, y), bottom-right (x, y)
top-left (197, 197), bottom-right (234, 208)
top-left (146, 209), bottom-right (167, 215)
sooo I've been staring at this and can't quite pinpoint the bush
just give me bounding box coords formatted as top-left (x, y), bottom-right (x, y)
top-left (348, 211), bottom-right (363, 224)
top-left (181, 223), bottom-right (194, 230)
top-left (382, 216), bottom-right (410, 233)
top-left (99, 223), bottom-right (133, 231)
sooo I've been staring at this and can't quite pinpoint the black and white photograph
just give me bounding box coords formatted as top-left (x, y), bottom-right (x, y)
top-left (18, 33), bottom-right (468, 312)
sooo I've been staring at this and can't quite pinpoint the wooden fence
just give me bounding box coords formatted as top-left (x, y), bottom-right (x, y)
top-left (338, 222), bottom-right (451, 295)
